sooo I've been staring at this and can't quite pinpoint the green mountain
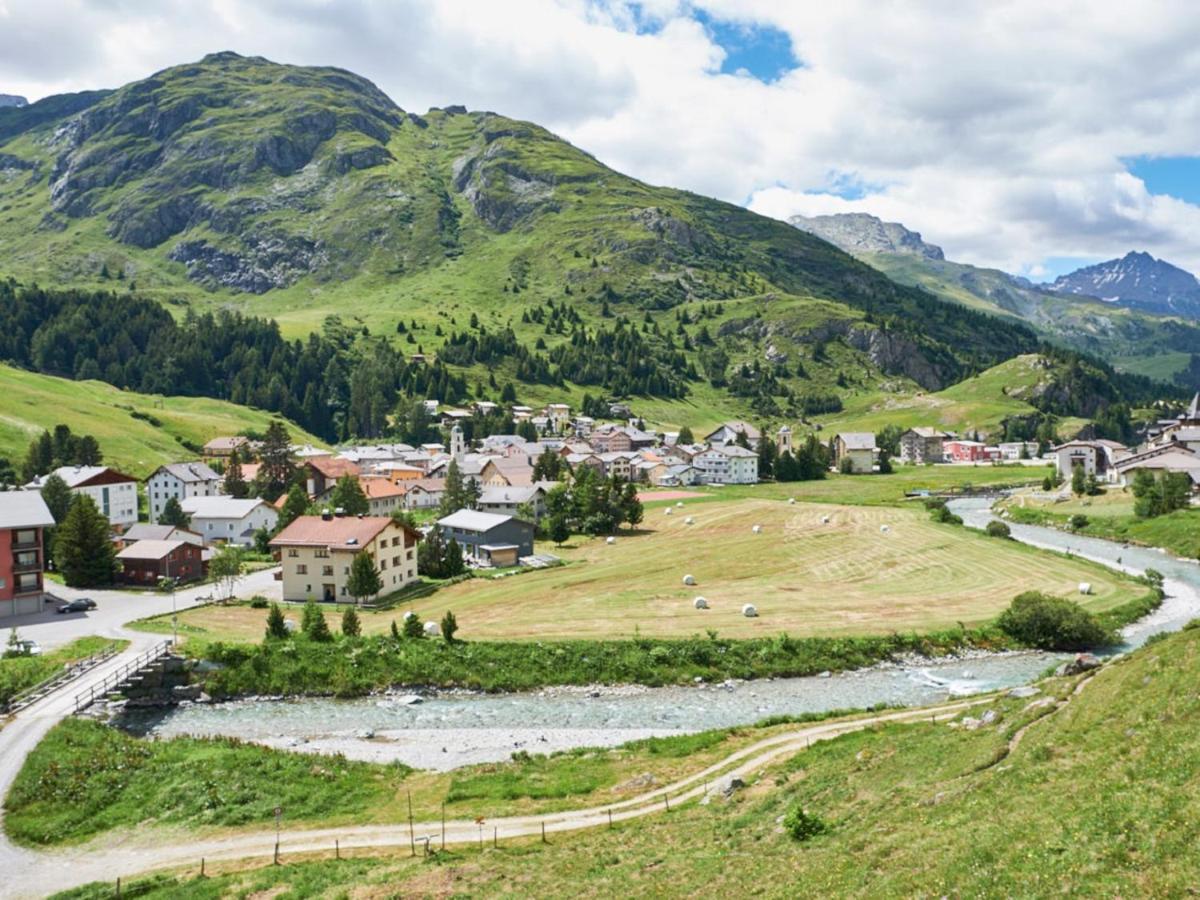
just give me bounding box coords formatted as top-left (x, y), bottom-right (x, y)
top-left (0, 53), bottom-right (1163, 434)
top-left (791, 213), bottom-right (1200, 389)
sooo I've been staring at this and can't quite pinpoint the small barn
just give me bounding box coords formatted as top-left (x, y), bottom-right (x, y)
top-left (436, 510), bottom-right (536, 567)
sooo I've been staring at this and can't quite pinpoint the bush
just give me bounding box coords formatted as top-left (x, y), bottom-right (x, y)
top-left (249, 596), bottom-right (269, 609)
top-left (996, 591), bottom-right (1113, 651)
top-left (929, 503), bottom-right (963, 526)
top-left (783, 804), bottom-right (829, 842)
top-left (1068, 514), bottom-right (1089, 531)
top-left (984, 520), bottom-right (1011, 539)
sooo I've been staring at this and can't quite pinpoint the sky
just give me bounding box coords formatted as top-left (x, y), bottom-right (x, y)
top-left (3, 0), bottom-right (1200, 279)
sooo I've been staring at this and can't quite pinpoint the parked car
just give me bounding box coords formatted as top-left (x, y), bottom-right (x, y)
top-left (14, 639), bottom-right (41, 656)
top-left (56, 598), bottom-right (95, 614)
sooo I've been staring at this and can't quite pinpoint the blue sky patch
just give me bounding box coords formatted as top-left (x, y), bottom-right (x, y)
top-left (1126, 155), bottom-right (1200, 205)
top-left (692, 9), bottom-right (799, 82)
top-left (1023, 255), bottom-right (1106, 283)
top-left (625, 4), bottom-right (800, 83)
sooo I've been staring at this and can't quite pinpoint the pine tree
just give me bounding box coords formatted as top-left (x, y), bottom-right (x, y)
top-left (444, 538), bottom-right (465, 576)
top-left (279, 483), bottom-right (310, 529)
top-left (160, 496), bottom-right (191, 528)
top-left (440, 611), bottom-right (459, 644)
top-left (76, 435), bottom-right (103, 466)
top-left (54, 495), bottom-right (116, 587)
top-left (39, 474), bottom-right (73, 525)
top-left (21, 431), bottom-right (53, 482)
top-left (621, 482), bottom-right (643, 530)
top-left (403, 611), bottom-right (425, 639)
top-left (677, 425), bottom-right (695, 445)
top-left (265, 603), bottom-right (289, 640)
top-left (548, 514), bottom-right (570, 546)
top-left (390, 620), bottom-right (402, 641)
top-left (1071, 463), bottom-right (1086, 497)
top-left (259, 421), bottom-right (295, 500)
top-left (331, 475), bottom-right (370, 516)
top-left (439, 459), bottom-right (468, 515)
top-left (418, 528), bottom-right (447, 578)
top-left (302, 600), bottom-right (333, 641)
top-left (346, 550), bottom-right (383, 606)
top-left (224, 448), bottom-right (248, 499)
top-left (341, 605), bottom-right (362, 637)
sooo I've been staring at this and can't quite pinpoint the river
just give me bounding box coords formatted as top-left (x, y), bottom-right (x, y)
top-left (117, 498), bottom-right (1200, 770)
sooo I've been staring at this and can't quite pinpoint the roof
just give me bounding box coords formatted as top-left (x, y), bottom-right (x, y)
top-left (35, 466), bottom-right (138, 489)
top-left (1117, 448), bottom-right (1200, 472)
top-left (306, 456), bottom-right (361, 480)
top-left (117, 539), bottom-right (191, 561)
top-left (836, 433), bottom-right (877, 451)
top-left (478, 485), bottom-right (546, 505)
top-left (360, 478), bottom-right (407, 499)
top-left (707, 421), bottom-right (762, 441)
top-left (271, 515), bottom-right (414, 550)
top-left (180, 496), bottom-right (273, 519)
top-left (123, 524), bottom-right (202, 544)
top-left (0, 491), bottom-right (54, 529)
top-left (905, 427), bottom-right (948, 439)
top-left (438, 509), bottom-right (523, 532)
top-left (203, 436), bottom-right (249, 452)
top-left (152, 462), bottom-right (221, 484)
top-left (406, 478), bottom-right (445, 494)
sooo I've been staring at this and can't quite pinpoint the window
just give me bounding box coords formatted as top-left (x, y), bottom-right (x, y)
top-left (380, 559), bottom-right (387, 570)
top-left (315, 548), bottom-right (329, 558)
top-left (322, 566), bottom-right (333, 577)
top-left (296, 565), bottom-right (307, 575)
top-left (406, 549), bottom-right (414, 560)
top-left (287, 549), bottom-right (299, 558)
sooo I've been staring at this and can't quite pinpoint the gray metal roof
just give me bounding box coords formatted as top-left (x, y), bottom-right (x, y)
top-left (437, 509), bottom-right (517, 532)
top-left (0, 490), bottom-right (55, 529)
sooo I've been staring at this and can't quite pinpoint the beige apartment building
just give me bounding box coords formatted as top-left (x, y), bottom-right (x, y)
top-left (270, 513), bottom-right (421, 604)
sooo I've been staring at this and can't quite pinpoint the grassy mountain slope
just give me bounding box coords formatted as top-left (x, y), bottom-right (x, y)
top-left (859, 250), bottom-right (1200, 384)
top-left (0, 363), bottom-right (323, 477)
top-left (0, 52), bottom-right (1044, 424)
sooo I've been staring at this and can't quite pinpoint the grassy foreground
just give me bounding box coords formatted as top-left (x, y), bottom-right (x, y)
top-left (0, 637), bottom-right (126, 707)
top-left (48, 621), bottom-right (1200, 897)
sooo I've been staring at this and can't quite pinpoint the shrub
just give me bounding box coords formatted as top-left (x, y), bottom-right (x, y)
top-left (403, 612), bottom-right (425, 639)
top-left (783, 804), bottom-right (829, 842)
top-left (1068, 514), bottom-right (1089, 531)
top-left (249, 596), bottom-right (269, 609)
top-left (929, 504), bottom-right (963, 526)
top-left (996, 591), bottom-right (1113, 651)
top-left (984, 520), bottom-right (1011, 539)
top-left (441, 611), bottom-right (459, 644)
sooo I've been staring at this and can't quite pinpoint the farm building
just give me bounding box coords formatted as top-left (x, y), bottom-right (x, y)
top-left (117, 539), bottom-right (206, 586)
top-left (437, 509), bottom-right (535, 567)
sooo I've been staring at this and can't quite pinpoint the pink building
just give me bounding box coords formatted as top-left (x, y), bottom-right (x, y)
top-left (944, 440), bottom-right (989, 462)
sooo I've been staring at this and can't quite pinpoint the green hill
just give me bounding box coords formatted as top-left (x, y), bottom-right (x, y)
top-left (0, 53), bottom-right (1050, 431)
top-left (0, 363), bottom-right (323, 477)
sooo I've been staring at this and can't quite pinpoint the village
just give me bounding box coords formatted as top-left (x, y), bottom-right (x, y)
top-left (2, 393), bottom-right (1199, 621)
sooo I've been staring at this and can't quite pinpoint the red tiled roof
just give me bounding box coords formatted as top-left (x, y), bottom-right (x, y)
top-left (307, 457), bottom-right (362, 479)
top-left (271, 515), bottom-right (418, 549)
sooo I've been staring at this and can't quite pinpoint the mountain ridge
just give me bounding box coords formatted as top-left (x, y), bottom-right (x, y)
top-left (1050, 250), bottom-right (1200, 318)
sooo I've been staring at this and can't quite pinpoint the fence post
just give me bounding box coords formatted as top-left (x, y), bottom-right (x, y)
top-left (200, 857), bottom-right (205, 877)
top-left (664, 794), bottom-right (670, 812)
top-left (408, 790), bottom-right (415, 857)
top-left (274, 840), bottom-right (280, 865)
top-left (115, 877), bottom-right (121, 898)
top-left (335, 839), bottom-right (340, 860)
top-left (441, 803), bottom-right (446, 851)
top-left (541, 821), bottom-right (547, 844)
top-left (493, 826), bottom-right (497, 849)
top-left (608, 808), bottom-right (613, 829)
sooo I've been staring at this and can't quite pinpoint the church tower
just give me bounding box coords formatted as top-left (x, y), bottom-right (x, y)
top-left (450, 423), bottom-right (465, 461)
top-left (777, 424), bottom-right (793, 455)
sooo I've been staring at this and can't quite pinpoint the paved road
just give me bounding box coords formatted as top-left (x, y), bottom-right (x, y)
top-left (1, 695), bottom-right (994, 898)
top-left (0, 568), bottom-right (281, 899)
top-left (2, 568), bottom-right (282, 651)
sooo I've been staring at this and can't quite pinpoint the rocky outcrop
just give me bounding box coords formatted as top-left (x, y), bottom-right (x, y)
top-left (169, 232), bottom-right (328, 293)
top-left (791, 212), bottom-right (945, 260)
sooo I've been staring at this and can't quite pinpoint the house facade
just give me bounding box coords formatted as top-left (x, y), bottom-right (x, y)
top-left (832, 433), bottom-right (877, 474)
top-left (693, 444), bottom-right (759, 484)
top-left (271, 514), bottom-right (421, 603)
top-left (1052, 440), bottom-right (1128, 481)
top-left (944, 440), bottom-right (989, 463)
top-left (181, 496), bottom-right (279, 546)
top-left (146, 462), bottom-right (223, 524)
top-left (31, 466), bottom-right (139, 528)
top-left (899, 428), bottom-right (948, 464)
top-left (117, 539), bottom-right (206, 585)
top-left (0, 492), bottom-right (55, 618)
top-left (437, 510), bottom-right (535, 567)
top-left (477, 484), bottom-right (551, 520)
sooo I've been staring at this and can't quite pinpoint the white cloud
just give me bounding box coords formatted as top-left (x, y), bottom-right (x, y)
top-left (3, 1), bottom-right (1200, 273)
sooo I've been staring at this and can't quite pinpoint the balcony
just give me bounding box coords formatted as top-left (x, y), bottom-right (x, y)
top-left (12, 558), bottom-right (41, 574)
top-left (11, 539), bottom-right (40, 551)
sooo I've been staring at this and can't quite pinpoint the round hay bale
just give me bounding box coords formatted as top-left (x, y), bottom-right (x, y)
top-left (676, 501), bottom-right (684, 507)
top-left (402, 611), bottom-right (417, 622)
top-left (606, 536), bottom-right (616, 545)
top-left (423, 621), bottom-right (441, 637)
top-left (1078, 582), bottom-right (1092, 595)
top-left (682, 574), bottom-right (696, 586)
top-left (665, 508), bottom-right (673, 516)
top-left (741, 603), bottom-right (758, 618)
top-left (788, 497), bottom-right (796, 505)
top-left (751, 525), bottom-right (762, 534)
top-left (684, 516), bottom-right (695, 525)
top-left (821, 515), bottom-right (831, 524)
top-left (693, 596), bottom-right (708, 610)
top-left (880, 524), bottom-right (890, 534)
